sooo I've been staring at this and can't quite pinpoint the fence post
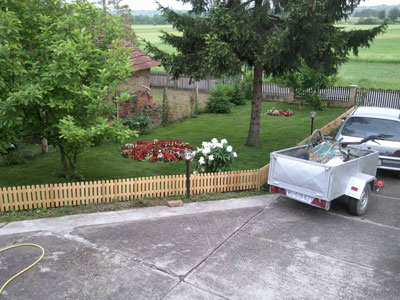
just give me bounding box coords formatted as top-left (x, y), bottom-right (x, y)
top-left (349, 85), bottom-right (358, 107)
top-left (288, 89), bottom-right (295, 104)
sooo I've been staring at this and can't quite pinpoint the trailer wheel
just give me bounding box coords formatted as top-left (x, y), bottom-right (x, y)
top-left (348, 185), bottom-right (370, 216)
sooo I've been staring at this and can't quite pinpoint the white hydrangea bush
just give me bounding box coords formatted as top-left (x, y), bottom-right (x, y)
top-left (192, 138), bottom-right (237, 173)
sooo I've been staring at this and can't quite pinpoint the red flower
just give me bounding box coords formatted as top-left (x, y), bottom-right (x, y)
top-left (121, 140), bottom-right (193, 163)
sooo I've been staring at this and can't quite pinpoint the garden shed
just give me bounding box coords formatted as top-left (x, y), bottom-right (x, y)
top-left (124, 42), bottom-right (161, 92)
top-left (117, 43), bottom-right (161, 117)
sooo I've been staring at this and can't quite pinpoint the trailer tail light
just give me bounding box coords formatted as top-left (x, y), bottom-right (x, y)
top-left (351, 186), bottom-right (358, 192)
top-left (270, 186), bottom-right (286, 195)
top-left (311, 198), bottom-right (328, 209)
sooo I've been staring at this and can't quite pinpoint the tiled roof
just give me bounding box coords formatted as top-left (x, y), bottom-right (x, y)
top-left (124, 43), bottom-right (161, 71)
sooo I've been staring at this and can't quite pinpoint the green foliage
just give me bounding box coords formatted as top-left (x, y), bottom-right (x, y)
top-left (275, 63), bottom-right (335, 110)
top-left (0, 102), bottom-right (346, 187)
top-left (219, 84), bottom-right (235, 100)
top-left (0, 143), bottom-right (24, 166)
top-left (145, 0), bottom-right (385, 146)
top-left (0, 0), bottom-right (136, 179)
top-left (388, 8), bottom-right (400, 22)
top-left (99, 0), bottom-right (138, 45)
top-left (231, 84), bottom-right (246, 106)
top-left (192, 138), bottom-right (236, 173)
top-left (206, 85), bottom-right (233, 114)
top-left (378, 10), bottom-right (386, 21)
top-left (354, 8), bottom-right (379, 18)
top-left (123, 114), bottom-right (150, 135)
top-left (134, 14), bottom-right (168, 25)
top-left (240, 73), bottom-right (254, 100)
top-left (356, 17), bottom-right (381, 25)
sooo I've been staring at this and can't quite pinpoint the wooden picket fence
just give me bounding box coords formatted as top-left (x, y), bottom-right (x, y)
top-left (0, 167), bottom-right (269, 212)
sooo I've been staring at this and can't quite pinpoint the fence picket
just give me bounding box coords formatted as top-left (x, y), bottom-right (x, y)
top-left (0, 166), bottom-right (265, 212)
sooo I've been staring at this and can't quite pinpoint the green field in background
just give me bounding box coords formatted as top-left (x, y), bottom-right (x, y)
top-left (134, 24), bottom-right (400, 90)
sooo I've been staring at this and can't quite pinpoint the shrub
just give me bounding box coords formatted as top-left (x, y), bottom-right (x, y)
top-left (231, 84), bottom-right (246, 105)
top-left (206, 85), bottom-right (233, 114)
top-left (0, 148), bottom-right (25, 166)
top-left (0, 142), bottom-right (36, 166)
top-left (356, 17), bottom-right (380, 25)
top-left (274, 61), bottom-right (334, 110)
top-left (192, 138), bottom-right (237, 173)
top-left (123, 114), bottom-right (150, 135)
top-left (240, 72), bottom-right (253, 100)
top-left (219, 84), bottom-right (235, 99)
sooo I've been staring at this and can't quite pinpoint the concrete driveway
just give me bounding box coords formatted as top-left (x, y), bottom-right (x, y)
top-left (0, 170), bottom-right (399, 299)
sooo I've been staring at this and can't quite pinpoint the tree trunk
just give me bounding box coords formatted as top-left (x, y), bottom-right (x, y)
top-left (59, 145), bottom-right (68, 178)
top-left (68, 158), bottom-right (76, 179)
top-left (245, 62), bottom-right (263, 147)
top-left (41, 137), bottom-right (48, 154)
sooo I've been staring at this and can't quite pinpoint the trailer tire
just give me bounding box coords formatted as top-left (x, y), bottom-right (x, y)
top-left (348, 185), bottom-right (370, 216)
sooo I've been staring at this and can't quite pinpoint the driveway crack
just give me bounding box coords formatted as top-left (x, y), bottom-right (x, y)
top-left (58, 231), bottom-right (179, 279)
top-left (181, 203), bottom-right (269, 281)
top-left (0, 222), bottom-right (8, 230)
top-left (242, 230), bottom-right (400, 280)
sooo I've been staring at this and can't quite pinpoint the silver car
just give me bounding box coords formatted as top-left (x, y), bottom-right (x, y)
top-left (336, 107), bottom-right (400, 171)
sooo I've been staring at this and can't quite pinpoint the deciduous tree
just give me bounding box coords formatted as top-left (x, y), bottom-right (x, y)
top-left (388, 7), bottom-right (399, 22)
top-left (378, 10), bottom-right (386, 21)
top-left (0, 0), bottom-right (136, 179)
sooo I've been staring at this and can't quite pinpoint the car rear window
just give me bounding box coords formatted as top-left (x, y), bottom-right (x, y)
top-left (342, 117), bottom-right (400, 142)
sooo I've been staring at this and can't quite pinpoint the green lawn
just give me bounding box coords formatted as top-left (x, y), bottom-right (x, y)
top-left (339, 24), bottom-right (400, 63)
top-left (335, 61), bottom-right (400, 90)
top-left (134, 24), bottom-right (400, 90)
top-left (0, 102), bottom-right (346, 187)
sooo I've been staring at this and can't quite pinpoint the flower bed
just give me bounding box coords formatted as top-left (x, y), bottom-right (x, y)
top-left (121, 140), bottom-right (193, 163)
top-left (266, 107), bottom-right (293, 117)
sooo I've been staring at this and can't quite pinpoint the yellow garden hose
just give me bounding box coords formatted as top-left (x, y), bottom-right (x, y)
top-left (0, 243), bottom-right (45, 295)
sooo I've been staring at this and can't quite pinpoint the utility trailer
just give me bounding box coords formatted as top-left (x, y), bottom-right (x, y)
top-left (268, 144), bottom-right (379, 215)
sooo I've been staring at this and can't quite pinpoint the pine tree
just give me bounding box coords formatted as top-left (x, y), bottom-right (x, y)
top-left (146, 0), bottom-right (385, 147)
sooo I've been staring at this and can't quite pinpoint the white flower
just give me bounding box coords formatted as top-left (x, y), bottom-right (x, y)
top-left (227, 145), bottom-right (233, 152)
top-left (221, 139), bottom-right (227, 144)
top-left (202, 147), bottom-right (210, 155)
top-left (209, 155), bottom-right (214, 161)
top-left (199, 156), bottom-right (205, 165)
top-left (202, 141), bottom-right (208, 147)
top-left (192, 151), bottom-right (196, 156)
top-left (193, 170), bottom-right (198, 175)
top-left (233, 152), bottom-right (237, 157)
top-left (211, 138), bottom-right (218, 144)
top-left (201, 167), bottom-right (205, 172)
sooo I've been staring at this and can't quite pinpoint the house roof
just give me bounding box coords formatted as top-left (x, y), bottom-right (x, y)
top-left (124, 43), bottom-right (161, 71)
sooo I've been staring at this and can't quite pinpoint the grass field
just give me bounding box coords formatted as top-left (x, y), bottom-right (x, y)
top-left (134, 24), bottom-right (400, 90)
top-left (0, 102), bottom-right (346, 187)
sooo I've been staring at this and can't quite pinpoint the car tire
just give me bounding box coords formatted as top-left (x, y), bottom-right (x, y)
top-left (348, 185), bottom-right (370, 216)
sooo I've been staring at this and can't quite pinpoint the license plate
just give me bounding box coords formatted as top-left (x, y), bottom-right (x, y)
top-left (286, 190), bottom-right (314, 204)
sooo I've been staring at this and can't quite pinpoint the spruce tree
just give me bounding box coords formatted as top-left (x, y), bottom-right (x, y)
top-left (146, 0), bottom-right (385, 147)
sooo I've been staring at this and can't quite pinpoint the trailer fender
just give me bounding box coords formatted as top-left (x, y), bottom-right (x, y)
top-left (345, 173), bottom-right (375, 200)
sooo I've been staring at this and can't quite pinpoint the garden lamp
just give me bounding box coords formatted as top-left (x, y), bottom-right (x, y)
top-left (184, 149), bottom-right (192, 199)
top-left (310, 111), bottom-right (316, 135)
